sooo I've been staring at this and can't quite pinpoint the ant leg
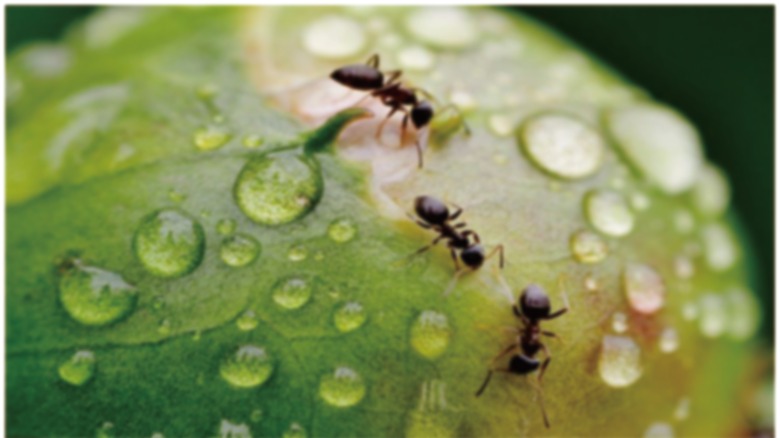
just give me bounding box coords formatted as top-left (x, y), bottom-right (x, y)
top-left (542, 330), bottom-right (565, 345)
top-left (545, 290), bottom-right (569, 320)
top-left (442, 269), bottom-right (466, 297)
top-left (453, 222), bottom-right (467, 229)
top-left (537, 343), bottom-right (552, 386)
top-left (527, 377), bottom-right (551, 429)
top-left (448, 245), bottom-right (461, 271)
top-left (437, 103), bottom-right (472, 136)
top-left (484, 244), bottom-right (505, 269)
top-left (448, 205), bottom-right (463, 220)
top-left (475, 371), bottom-right (494, 397)
top-left (375, 106), bottom-right (400, 140)
top-left (412, 235), bottom-right (446, 256)
top-left (460, 230), bottom-right (480, 244)
top-left (513, 305), bottom-right (531, 326)
top-left (366, 54), bottom-right (380, 68)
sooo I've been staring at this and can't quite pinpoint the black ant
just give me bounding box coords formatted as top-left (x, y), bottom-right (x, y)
top-left (475, 284), bottom-right (569, 429)
top-left (330, 54), bottom-right (434, 168)
top-left (410, 195), bottom-right (504, 276)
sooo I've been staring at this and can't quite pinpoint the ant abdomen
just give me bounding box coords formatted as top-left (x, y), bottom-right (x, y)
top-left (330, 65), bottom-right (384, 90)
top-left (509, 354), bottom-right (541, 374)
top-left (414, 196), bottom-right (449, 225)
top-left (460, 244), bottom-right (485, 268)
top-left (411, 101), bottom-right (434, 129)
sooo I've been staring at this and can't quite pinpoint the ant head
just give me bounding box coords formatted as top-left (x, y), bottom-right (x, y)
top-left (520, 284), bottom-right (551, 320)
top-left (411, 101), bottom-right (434, 129)
top-left (330, 64), bottom-right (384, 91)
top-left (460, 244), bottom-right (485, 269)
top-left (414, 196), bottom-right (449, 225)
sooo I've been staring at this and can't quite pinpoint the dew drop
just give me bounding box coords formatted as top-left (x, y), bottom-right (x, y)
top-left (682, 301), bottom-right (699, 321)
top-left (133, 209), bottom-right (205, 277)
top-left (328, 218), bottom-right (357, 243)
top-left (157, 318), bottom-right (171, 335)
top-left (194, 125), bottom-right (231, 151)
top-left (643, 422), bottom-right (674, 438)
top-left (220, 234), bottom-right (261, 268)
top-left (630, 191), bottom-right (651, 211)
top-left (406, 7), bottom-right (478, 49)
top-left (151, 433), bottom-right (165, 438)
top-left (313, 250), bottom-right (325, 261)
top-left (282, 423), bottom-right (307, 438)
top-left (449, 90), bottom-right (476, 112)
top-left (487, 114), bottom-right (514, 137)
top-left (727, 288), bottom-right (760, 340)
top-left (673, 255), bottom-right (695, 280)
top-left (701, 223), bottom-right (738, 271)
top-left (234, 154), bottom-right (323, 226)
top-left (236, 310), bottom-right (259, 332)
top-left (58, 260), bottom-right (138, 326)
top-left (272, 276), bottom-right (313, 310)
top-left (570, 229), bottom-right (608, 264)
top-left (287, 244), bottom-right (308, 262)
top-left (319, 366), bottom-right (366, 408)
top-left (218, 419), bottom-right (252, 438)
top-left (673, 397), bottom-right (690, 421)
top-left (519, 113), bottom-right (605, 179)
top-left (22, 44), bottom-right (71, 78)
top-left (692, 163), bottom-right (730, 217)
top-left (585, 190), bottom-right (634, 237)
top-left (216, 218), bottom-right (237, 236)
top-left (192, 330), bottom-right (202, 341)
top-left (584, 275), bottom-right (599, 292)
top-left (659, 327), bottom-right (679, 353)
top-left (410, 311), bottom-right (451, 360)
top-left (333, 302), bottom-right (367, 333)
top-left (623, 263), bottom-right (665, 314)
top-left (168, 189), bottom-right (186, 203)
top-left (611, 312), bottom-right (628, 334)
top-left (96, 421), bottom-right (115, 438)
top-left (220, 345), bottom-right (273, 389)
top-left (673, 209), bottom-right (695, 234)
top-left (196, 83), bottom-right (218, 100)
top-left (250, 409), bottom-right (263, 423)
top-left (242, 135), bottom-right (264, 148)
top-left (303, 15), bottom-right (366, 59)
top-left (698, 293), bottom-right (727, 338)
top-left (58, 350), bottom-right (96, 386)
top-left (598, 335), bottom-right (642, 388)
top-left (397, 45), bottom-right (436, 72)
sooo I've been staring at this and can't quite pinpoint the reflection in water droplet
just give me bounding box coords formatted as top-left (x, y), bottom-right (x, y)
top-left (303, 15), bottom-right (366, 59)
top-left (623, 263), bottom-right (665, 314)
top-left (701, 223), bottom-right (737, 271)
top-left (328, 218), bottom-right (357, 243)
top-left (216, 218), bottom-right (236, 236)
top-left (58, 261), bottom-right (138, 326)
top-left (58, 350), bottom-right (96, 386)
top-left (133, 209), bottom-right (205, 278)
top-left (659, 327), bottom-right (679, 353)
top-left (333, 302), bottom-right (367, 333)
top-left (598, 335), bottom-right (642, 388)
top-left (237, 310), bottom-right (259, 331)
top-left (611, 312), bottom-right (628, 333)
top-left (673, 397), bottom-right (690, 421)
top-left (194, 126), bottom-right (231, 151)
top-left (287, 244), bottom-right (308, 262)
top-left (698, 293), bottom-right (727, 338)
top-left (234, 154), bottom-right (323, 226)
top-left (643, 422), bottom-right (674, 438)
top-left (218, 419), bottom-right (252, 438)
top-left (570, 230), bottom-right (608, 264)
top-left (319, 366), bottom-right (366, 408)
top-left (220, 345), bottom-right (273, 388)
top-left (727, 288), bottom-right (760, 340)
top-left (242, 135), bottom-right (264, 148)
top-left (220, 234), bottom-right (261, 268)
top-left (410, 311), bottom-right (451, 359)
top-left (272, 277), bottom-right (313, 310)
top-left (585, 190), bottom-right (634, 237)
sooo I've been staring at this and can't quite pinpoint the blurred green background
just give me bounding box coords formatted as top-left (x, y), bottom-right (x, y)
top-left (6, 6), bottom-right (774, 340)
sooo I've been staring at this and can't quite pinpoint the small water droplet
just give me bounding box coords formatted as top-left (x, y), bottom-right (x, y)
top-left (157, 318), bottom-right (171, 335)
top-left (611, 312), bottom-right (628, 333)
top-left (698, 293), bottom-right (727, 338)
top-left (220, 234), bottom-right (261, 268)
top-left (673, 397), bottom-right (690, 421)
top-left (487, 114), bottom-right (514, 137)
top-left (213, 114), bottom-right (225, 124)
top-left (410, 311), bottom-right (451, 360)
top-left (328, 218), bottom-right (357, 243)
top-left (397, 45), bottom-right (436, 72)
top-left (282, 423), bottom-right (307, 438)
top-left (272, 276), bottom-right (313, 310)
top-left (630, 191), bottom-right (651, 211)
top-left (682, 301), bottom-right (699, 321)
top-left (217, 419), bottom-right (251, 438)
top-left (22, 44), bottom-right (71, 78)
top-left (333, 302), bottom-right (367, 333)
top-left (673, 255), bottom-right (694, 279)
top-left (303, 15), bottom-right (366, 59)
top-left (196, 83), bottom-right (218, 100)
top-left (250, 409), bottom-right (263, 423)
top-left (643, 422), bottom-right (674, 438)
top-left (449, 90), bottom-right (477, 112)
top-left (406, 7), bottom-right (477, 49)
top-left (659, 327), bottom-right (679, 353)
top-left (234, 154), bottom-right (323, 226)
top-left (194, 125), bottom-right (231, 151)
top-left (313, 251), bottom-right (325, 261)
top-left (192, 330), bottom-right (202, 341)
top-left (58, 350), bottom-right (96, 386)
top-left (598, 335), bottom-right (643, 388)
top-left (150, 433), bottom-right (165, 438)
top-left (236, 310), bottom-right (259, 331)
top-left (673, 209), bottom-right (695, 234)
top-left (168, 189), bottom-right (186, 203)
top-left (701, 223), bottom-right (738, 271)
top-left (585, 190), bottom-right (634, 237)
top-left (570, 229), bottom-right (608, 264)
top-left (242, 135), bottom-right (264, 148)
top-left (319, 366), bottom-right (366, 408)
top-left (216, 218), bottom-right (237, 236)
top-left (584, 275), bottom-right (599, 292)
top-left (58, 260), bottom-right (138, 326)
top-left (96, 421), bottom-right (115, 438)
top-left (287, 244), bottom-right (308, 262)
top-left (727, 288), bottom-right (760, 340)
top-left (133, 209), bottom-right (205, 278)
top-left (692, 163), bottom-right (730, 217)
top-left (220, 345), bottom-right (273, 389)
top-left (520, 113), bottom-right (605, 179)
top-left (623, 263), bottom-right (665, 314)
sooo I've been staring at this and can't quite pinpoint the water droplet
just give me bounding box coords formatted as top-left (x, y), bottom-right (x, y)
top-left (220, 345), bottom-right (273, 389)
top-left (250, 409), bottom-right (263, 423)
top-left (58, 350), bottom-right (96, 386)
top-left (406, 7), bottom-right (477, 49)
top-left (168, 189), bottom-right (186, 203)
top-left (611, 312), bottom-right (628, 333)
top-left (319, 366), bottom-right (366, 408)
top-left (236, 310), bottom-right (259, 331)
top-left (286, 245), bottom-right (308, 263)
top-left (585, 190), bottom-right (634, 237)
top-left (150, 433), bottom-right (165, 438)
top-left (58, 261), bottom-right (138, 326)
top-left (328, 218), bottom-right (357, 243)
top-left (220, 234), bottom-right (261, 268)
top-left (623, 263), bottom-right (665, 314)
top-left (157, 318), bottom-right (171, 335)
top-left (487, 114), bottom-right (514, 137)
top-left (192, 330), bottom-right (202, 341)
top-left (213, 114), bottom-right (225, 124)
top-left (643, 422), bottom-right (674, 438)
top-left (410, 311), bottom-right (451, 360)
top-left (659, 327), bottom-right (679, 353)
top-left (333, 302), bottom-right (367, 333)
top-left (397, 45), bottom-right (436, 72)
top-left (673, 209), bottom-right (695, 234)
top-left (673, 255), bottom-right (694, 279)
top-left (630, 191), bottom-right (651, 211)
top-left (598, 335), bottom-right (642, 388)
top-left (606, 103), bottom-right (703, 194)
top-left (727, 288), bottom-right (760, 340)
top-left (234, 154), bottom-right (323, 226)
top-left (303, 15), bottom-right (366, 59)
top-left (194, 125), bottom-right (231, 151)
top-left (96, 421), bottom-right (115, 438)
top-left (133, 209), bottom-right (205, 278)
top-left (584, 275), bottom-right (599, 292)
top-left (682, 301), bottom-right (699, 321)
top-left (242, 135), bottom-right (264, 148)
top-left (216, 218), bottom-right (236, 236)
top-left (698, 293), bottom-right (727, 338)
top-left (692, 163), bottom-right (730, 217)
top-left (701, 223), bottom-right (738, 271)
top-left (217, 419), bottom-right (252, 438)
top-left (570, 229), bottom-right (608, 264)
top-left (449, 90), bottom-right (476, 112)
top-left (282, 423), bottom-right (307, 438)
top-left (196, 83), bottom-right (218, 100)
top-left (673, 397), bottom-right (690, 421)
top-left (520, 113), bottom-right (605, 179)
top-left (22, 44), bottom-right (71, 78)
top-left (272, 276), bottom-right (313, 310)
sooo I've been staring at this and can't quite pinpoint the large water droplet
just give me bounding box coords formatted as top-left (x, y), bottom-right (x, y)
top-left (585, 190), bottom-right (635, 237)
top-left (220, 345), bottom-right (273, 388)
top-left (692, 163), bottom-right (730, 217)
top-left (658, 327), bottom-right (679, 353)
top-left (611, 312), bottom-right (628, 333)
top-left (598, 335), bottom-right (643, 388)
top-left (570, 229), bottom-right (608, 264)
top-left (282, 423), bottom-right (307, 438)
top-left (58, 350), bottom-right (96, 386)
top-left (410, 311), bottom-right (451, 360)
top-left (328, 218), bottom-right (357, 243)
top-left (606, 103), bottom-right (703, 194)
top-left (236, 310), bottom-right (259, 331)
top-left (194, 125), bottom-right (231, 151)
top-left (220, 234), bottom-right (261, 268)
top-left (303, 15), bottom-right (366, 59)
top-left (58, 260), bottom-right (138, 326)
top-left (406, 7), bottom-right (477, 49)
top-left (319, 366), bottom-right (366, 408)
top-left (727, 288), bottom-right (760, 340)
top-left (643, 422), bottom-right (674, 438)
top-left (701, 223), bottom-right (738, 271)
top-left (234, 154), bottom-right (323, 226)
top-left (216, 218), bottom-right (236, 236)
top-left (272, 276), bottom-right (313, 310)
top-left (218, 419), bottom-right (252, 438)
top-left (623, 263), bottom-right (665, 314)
top-left (333, 302), bottom-right (367, 333)
top-left (698, 293), bottom-right (727, 338)
top-left (133, 209), bottom-right (205, 278)
top-left (519, 113), bottom-right (605, 179)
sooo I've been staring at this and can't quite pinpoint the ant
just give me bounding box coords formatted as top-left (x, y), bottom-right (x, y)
top-left (410, 195), bottom-right (504, 276)
top-left (330, 54), bottom-right (434, 168)
top-left (475, 283), bottom-right (569, 429)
